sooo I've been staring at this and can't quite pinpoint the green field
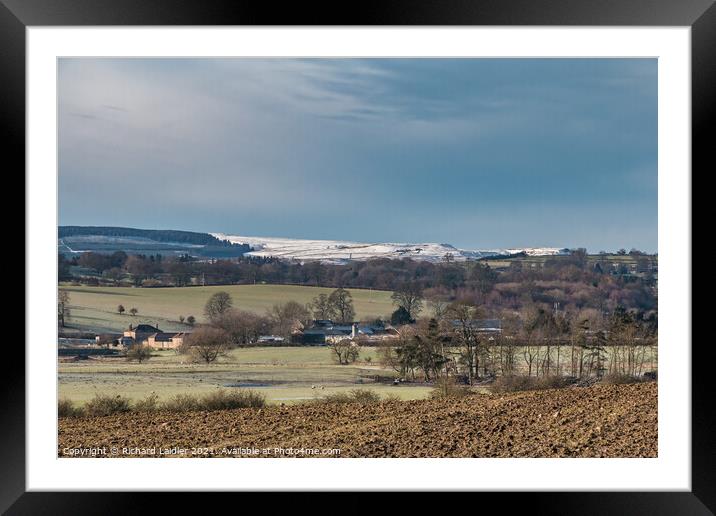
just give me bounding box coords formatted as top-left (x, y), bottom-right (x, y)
top-left (60, 284), bottom-right (395, 333)
top-left (57, 285), bottom-right (414, 406)
top-left (58, 346), bottom-right (434, 405)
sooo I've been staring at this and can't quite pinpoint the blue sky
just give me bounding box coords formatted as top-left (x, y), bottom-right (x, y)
top-left (58, 58), bottom-right (657, 252)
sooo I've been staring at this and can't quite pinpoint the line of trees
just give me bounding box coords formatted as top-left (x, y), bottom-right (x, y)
top-left (378, 302), bottom-right (657, 385)
top-left (310, 288), bottom-right (356, 323)
top-left (60, 249), bottom-right (657, 316)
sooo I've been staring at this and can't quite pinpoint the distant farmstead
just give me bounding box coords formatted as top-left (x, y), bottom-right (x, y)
top-left (119, 323), bottom-right (191, 349)
top-left (291, 320), bottom-right (399, 345)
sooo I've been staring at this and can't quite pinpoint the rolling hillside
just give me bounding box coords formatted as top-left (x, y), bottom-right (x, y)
top-left (213, 233), bottom-right (570, 264)
top-left (59, 226), bottom-right (250, 258)
top-left (59, 284), bottom-right (395, 333)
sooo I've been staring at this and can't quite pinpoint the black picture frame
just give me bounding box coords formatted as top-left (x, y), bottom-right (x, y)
top-left (5, 0), bottom-right (709, 512)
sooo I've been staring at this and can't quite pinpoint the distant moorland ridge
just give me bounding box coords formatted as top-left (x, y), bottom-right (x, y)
top-left (59, 226), bottom-right (242, 247)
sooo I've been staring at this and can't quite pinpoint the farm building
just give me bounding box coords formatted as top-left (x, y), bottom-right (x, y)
top-left (145, 331), bottom-right (190, 350)
top-left (257, 335), bottom-right (285, 344)
top-left (121, 324), bottom-right (191, 349)
top-left (449, 319), bottom-right (502, 334)
top-left (291, 320), bottom-right (399, 345)
top-left (123, 323), bottom-right (163, 342)
top-left (291, 328), bottom-right (327, 345)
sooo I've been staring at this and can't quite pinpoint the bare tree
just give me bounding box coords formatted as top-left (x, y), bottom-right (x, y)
top-left (182, 326), bottom-right (229, 364)
top-left (521, 307), bottom-right (546, 377)
top-left (427, 296), bottom-right (449, 322)
top-left (570, 308), bottom-right (605, 378)
top-left (328, 288), bottom-right (356, 323)
top-left (268, 301), bottom-right (311, 338)
top-left (129, 307), bottom-right (138, 316)
top-left (58, 290), bottom-right (71, 327)
top-left (214, 309), bottom-right (271, 346)
top-left (126, 344), bottom-right (152, 363)
top-left (376, 341), bottom-right (403, 375)
top-left (446, 301), bottom-right (485, 385)
top-left (607, 308), bottom-right (646, 376)
top-left (329, 340), bottom-right (360, 365)
top-left (204, 291), bottom-right (233, 323)
top-left (497, 310), bottom-right (520, 376)
top-left (310, 293), bottom-right (337, 321)
top-left (391, 283), bottom-right (424, 321)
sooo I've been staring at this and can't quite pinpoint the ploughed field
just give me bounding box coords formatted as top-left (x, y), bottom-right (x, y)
top-left (59, 382), bottom-right (657, 458)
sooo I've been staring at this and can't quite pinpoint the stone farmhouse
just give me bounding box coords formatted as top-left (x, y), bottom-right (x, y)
top-left (120, 323), bottom-right (191, 350)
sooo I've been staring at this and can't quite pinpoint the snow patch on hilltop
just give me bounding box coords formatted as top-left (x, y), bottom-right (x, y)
top-left (211, 233), bottom-right (570, 263)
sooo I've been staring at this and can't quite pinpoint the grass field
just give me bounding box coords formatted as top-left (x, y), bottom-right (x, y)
top-left (58, 346), bottom-right (434, 405)
top-left (58, 343), bottom-right (656, 407)
top-left (59, 284), bottom-right (395, 333)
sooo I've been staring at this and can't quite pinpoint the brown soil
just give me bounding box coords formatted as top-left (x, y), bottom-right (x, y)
top-left (58, 382), bottom-right (657, 458)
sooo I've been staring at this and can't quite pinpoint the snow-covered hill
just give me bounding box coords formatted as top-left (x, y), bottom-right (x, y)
top-left (211, 233), bottom-right (570, 263)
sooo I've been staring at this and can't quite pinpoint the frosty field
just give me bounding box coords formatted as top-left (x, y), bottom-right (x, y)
top-left (58, 346), bottom-right (433, 405)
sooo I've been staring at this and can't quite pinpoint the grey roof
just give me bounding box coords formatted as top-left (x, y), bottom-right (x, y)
top-left (325, 328), bottom-right (351, 336)
top-left (149, 332), bottom-right (176, 342)
top-left (132, 324), bottom-right (161, 332)
top-left (303, 329), bottom-right (327, 335)
top-left (303, 321), bottom-right (391, 337)
top-left (330, 325), bottom-right (354, 333)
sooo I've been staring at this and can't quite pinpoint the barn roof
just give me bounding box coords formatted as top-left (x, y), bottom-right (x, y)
top-left (131, 324), bottom-right (161, 332)
top-left (149, 332), bottom-right (176, 342)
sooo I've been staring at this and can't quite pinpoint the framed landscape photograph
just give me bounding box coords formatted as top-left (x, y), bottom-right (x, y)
top-left (8, 0), bottom-right (711, 511)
